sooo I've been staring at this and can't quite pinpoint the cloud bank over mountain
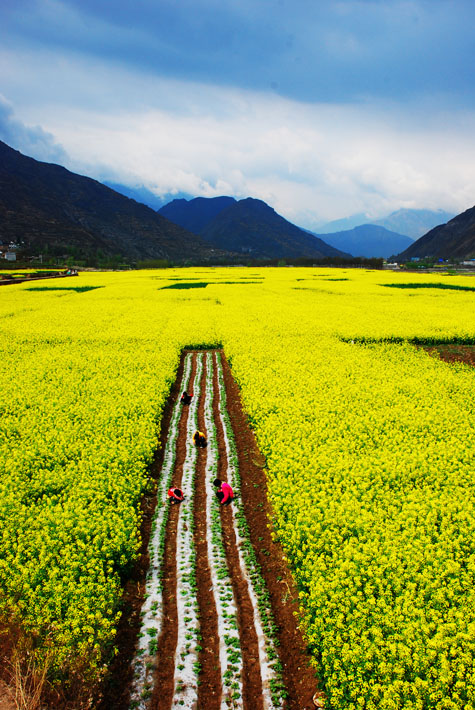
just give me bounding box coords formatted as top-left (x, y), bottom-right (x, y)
top-left (1, 0), bottom-right (474, 228)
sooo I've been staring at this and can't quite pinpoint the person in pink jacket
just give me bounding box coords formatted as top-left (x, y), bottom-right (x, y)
top-left (213, 478), bottom-right (234, 505)
top-left (167, 486), bottom-right (185, 504)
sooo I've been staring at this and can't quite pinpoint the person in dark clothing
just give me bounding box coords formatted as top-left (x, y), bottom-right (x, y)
top-left (181, 391), bottom-right (192, 405)
top-left (167, 486), bottom-right (185, 504)
top-left (213, 478), bottom-right (234, 505)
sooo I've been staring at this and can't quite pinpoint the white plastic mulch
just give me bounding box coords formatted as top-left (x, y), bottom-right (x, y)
top-left (171, 353), bottom-right (203, 708)
top-left (204, 352), bottom-right (243, 708)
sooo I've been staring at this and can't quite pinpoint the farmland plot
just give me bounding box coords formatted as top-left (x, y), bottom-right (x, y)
top-left (2, 267), bottom-right (475, 710)
top-left (123, 351), bottom-right (316, 710)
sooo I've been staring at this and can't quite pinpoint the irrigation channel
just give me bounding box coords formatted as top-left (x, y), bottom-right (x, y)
top-left (101, 351), bottom-right (319, 710)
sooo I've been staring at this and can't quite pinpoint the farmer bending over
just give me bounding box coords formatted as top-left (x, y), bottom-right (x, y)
top-left (193, 430), bottom-right (207, 448)
top-left (167, 486), bottom-right (185, 504)
top-left (181, 391), bottom-right (192, 405)
top-left (213, 479), bottom-right (234, 505)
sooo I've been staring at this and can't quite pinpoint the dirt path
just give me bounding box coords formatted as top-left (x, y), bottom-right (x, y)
top-left (102, 350), bottom-right (319, 710)
top-left (0, 272), bottom-right (77, 286)
top-left (421, 343), bottom-right (475, 368)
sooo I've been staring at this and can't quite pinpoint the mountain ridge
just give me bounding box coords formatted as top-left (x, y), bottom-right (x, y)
top-left (159, 196), bottom-right (237, 233)
top-left (397, 205), bottom-right (475, 260)
top-left (3, 140), bottom-right (470, 263)
top-left (103, 182), bottom-right (194, 212)
top-left (199, 198), bottom-right (350, 259)
top-left (315, 208), bottom-right (455, 239)
top-left (372, 208), bottom-right (455, 239)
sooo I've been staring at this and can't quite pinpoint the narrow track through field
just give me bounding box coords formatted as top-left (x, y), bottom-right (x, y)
top-left (109, 350), bottom-right (318, 710)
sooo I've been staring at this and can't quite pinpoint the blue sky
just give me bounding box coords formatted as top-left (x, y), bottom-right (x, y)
top-left (1, 0), bottom-right (475, 227)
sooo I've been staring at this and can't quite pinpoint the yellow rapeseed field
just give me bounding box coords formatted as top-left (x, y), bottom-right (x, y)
top-left (1, 267), bottom-right (475, 708)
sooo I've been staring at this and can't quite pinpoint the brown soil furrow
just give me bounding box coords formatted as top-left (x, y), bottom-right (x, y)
top-left (194, 353), bottom-right (222, 709)
top-left (220, 352), bottom-right (319, 710)
top-left (152, 353), bottom-right (198, 710)
top-left (212, 353), bottom-right (265, 710)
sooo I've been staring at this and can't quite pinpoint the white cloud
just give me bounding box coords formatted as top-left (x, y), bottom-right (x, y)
top-left (0, 93), bottom-right (68, 164)
top-left (1, 49), bottom-right (475, 228)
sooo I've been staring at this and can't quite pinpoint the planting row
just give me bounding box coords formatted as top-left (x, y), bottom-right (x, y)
top-left (129, 351), bottom-right (285, 709)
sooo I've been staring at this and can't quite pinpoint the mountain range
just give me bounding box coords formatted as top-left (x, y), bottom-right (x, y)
top-left (160, 196), bottom-right (237, 234)
top-left (316, 208), bottom-right (455, 239)
top-left (372, 209), bottom-right (455, 240)
top-left (315, 225), bottom-right (413, 259)
top-left (103, 182), bottom-right (194, 212)
top-left (159, 196), bottom-right (475, 260)
top-left (159, 197), bottom-right (413, 258)
top-left (1, 139), bottom-right (474, 263)
top-left (159, 197), bottom-right (349, 260)
top-left (0, 141), bottom-right (349, 263)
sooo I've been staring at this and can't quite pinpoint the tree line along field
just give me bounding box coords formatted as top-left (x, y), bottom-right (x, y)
top-left (1, 267), bottom-right (475, 709)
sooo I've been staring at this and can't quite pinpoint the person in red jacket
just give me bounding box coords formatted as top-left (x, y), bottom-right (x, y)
top-left (213, 478), bottom-right (234, 505)
top-left (167, 486), bottom-right (185, 504)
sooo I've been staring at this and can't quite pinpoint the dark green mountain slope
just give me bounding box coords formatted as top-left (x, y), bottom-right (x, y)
top-left (159, 196), bottom-right (237, 233)
top-left (0, 141), bottom-right (217, 261)
top-left (200, 198), bottom-right (349, 259)
top-left (397, 205), bottom-right (475, 260)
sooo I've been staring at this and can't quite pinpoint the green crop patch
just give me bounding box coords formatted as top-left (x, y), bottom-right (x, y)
top-left (26, 286), bottom-right (103, 293)
top-left (161, 281), bottom-right (262, 290)
top-left (213, 281), bottom-right (262, 285)
top-left (383, 282), bottom-right (475, 292)
top-left (161, 282), bottom-right (209, 289)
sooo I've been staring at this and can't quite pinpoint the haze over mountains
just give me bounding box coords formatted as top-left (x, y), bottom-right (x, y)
top-left (316, 225), bottom-right (413, 259)
top-left (0, 141), bottom-right (346, 263)
top-left (158, 195), bottom-right (475, 261)
top-left (118, 181), bottom-right (455, 249)
top-left (316, 208), bottom-right (455, 240)
top-left (372, 209), bottom-right (455, 240)
top-left (103, 182), bottom-right (193, 213)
